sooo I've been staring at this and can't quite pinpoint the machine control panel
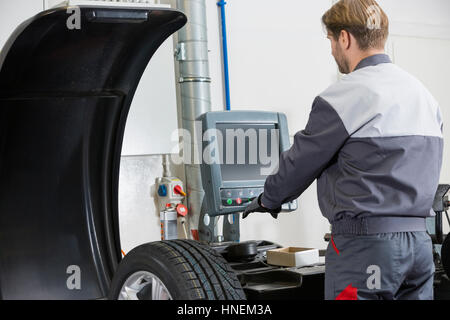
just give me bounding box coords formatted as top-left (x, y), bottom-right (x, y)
top-left (220, 187), bottom-right (298, 211)
top-left (200, 111), bottom-right (297, 216)
top-left (220, 187), bottom-right (264, 207)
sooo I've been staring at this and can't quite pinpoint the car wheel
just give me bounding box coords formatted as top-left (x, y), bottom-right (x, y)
top-left (108, 239), bottom-right (246, 300)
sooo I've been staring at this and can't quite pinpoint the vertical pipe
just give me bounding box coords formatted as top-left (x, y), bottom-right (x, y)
top-left (217, 0), bottom-right (231, 111)
top-left (176, 0), bottom-right (212, 239)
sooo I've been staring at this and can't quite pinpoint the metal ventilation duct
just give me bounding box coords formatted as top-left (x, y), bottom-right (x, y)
top-left (175, 0), bottom-right (212, 239)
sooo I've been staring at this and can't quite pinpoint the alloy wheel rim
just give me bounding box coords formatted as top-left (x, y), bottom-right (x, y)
top-left (118, 271), bottom-right (173, 300)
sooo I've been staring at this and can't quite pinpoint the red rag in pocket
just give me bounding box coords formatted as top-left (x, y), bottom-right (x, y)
top-left (336, 284), bottom-right (358, 300)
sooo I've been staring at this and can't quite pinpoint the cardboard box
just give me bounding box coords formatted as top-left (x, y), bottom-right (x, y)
top-left (267, 247), bottom-right (320, 267)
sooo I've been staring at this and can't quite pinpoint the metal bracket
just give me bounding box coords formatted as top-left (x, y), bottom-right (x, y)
top-left (223, 213), bottom-right (240, 242)
top-left (175, 42), bottom-right (186, 61)
top-left (179, 77), bottom-right (211, 83)
top-left (198, 212), bottom-right (214, 243)
top-left (199, 212), bottom-right (240, 243)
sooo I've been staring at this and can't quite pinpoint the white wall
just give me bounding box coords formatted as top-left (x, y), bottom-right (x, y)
top-left (381, 0), bottom-right (450, 24)
top-left (119, 155), bottom-right (185, 252)
top-left (0, 0), bottom-right (42, 48)
top-left (121, 35), bottom-right (179, 156)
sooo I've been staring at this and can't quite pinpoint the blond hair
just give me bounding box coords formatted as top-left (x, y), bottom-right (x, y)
top-left (322, 0), bottom-right (389, 50)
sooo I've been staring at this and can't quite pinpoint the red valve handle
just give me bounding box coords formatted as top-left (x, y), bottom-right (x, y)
top-left (174, 185), bottom-right (186, 197)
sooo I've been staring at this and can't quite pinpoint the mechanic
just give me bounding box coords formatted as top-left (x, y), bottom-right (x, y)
top-left (243, 0), bottom-right (443, 300)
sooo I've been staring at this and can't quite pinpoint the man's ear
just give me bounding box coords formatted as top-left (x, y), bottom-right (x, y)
top-left (339, 29), bottom-right (351, 50)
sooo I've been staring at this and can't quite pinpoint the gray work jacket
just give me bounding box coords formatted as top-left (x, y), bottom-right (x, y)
top-left (261, 54), bottom-right (444, 235)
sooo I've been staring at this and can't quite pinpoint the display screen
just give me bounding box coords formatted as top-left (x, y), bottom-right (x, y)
top-left (215, 123), bottom-right (280, 182)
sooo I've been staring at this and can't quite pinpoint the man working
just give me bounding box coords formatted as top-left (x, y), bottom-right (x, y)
top-left (243, 0), bottom-right (443, 300)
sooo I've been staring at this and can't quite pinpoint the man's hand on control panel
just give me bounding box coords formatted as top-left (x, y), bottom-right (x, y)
top-left (242, 193), bottom-right (281, 219)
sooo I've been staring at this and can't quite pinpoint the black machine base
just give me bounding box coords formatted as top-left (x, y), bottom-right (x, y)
top-left (210, 240), bottom-right (325, 300)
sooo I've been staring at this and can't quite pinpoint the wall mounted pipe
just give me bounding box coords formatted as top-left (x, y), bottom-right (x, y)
top-left (175, 0), bottom-right (212, 239)
top-left (217, 0), bottom-right (231, 111)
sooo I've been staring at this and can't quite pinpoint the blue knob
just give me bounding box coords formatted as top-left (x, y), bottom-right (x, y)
top-left (158, 184), bottom-right (167, 197)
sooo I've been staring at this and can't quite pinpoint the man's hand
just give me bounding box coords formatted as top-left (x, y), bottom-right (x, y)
top-left (242, 194), bottom-right (281, 219)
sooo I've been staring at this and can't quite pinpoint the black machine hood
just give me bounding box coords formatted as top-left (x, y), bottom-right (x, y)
top-left (0, 6), bottom-right (186, 299)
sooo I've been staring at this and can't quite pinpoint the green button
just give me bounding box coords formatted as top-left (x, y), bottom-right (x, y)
top-left (227, 199), bottom-right (233, 205)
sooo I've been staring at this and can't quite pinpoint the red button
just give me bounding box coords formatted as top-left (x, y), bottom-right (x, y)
top-left (176, 204), bottom-right (188, 217)
top-left (236, 198), bottom-right (242, 205)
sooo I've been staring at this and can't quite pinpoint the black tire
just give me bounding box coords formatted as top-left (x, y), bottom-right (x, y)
top-left (443, 234), bottom-right (450, 278)
top-left (108, 239), bottom-right (246, 300)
